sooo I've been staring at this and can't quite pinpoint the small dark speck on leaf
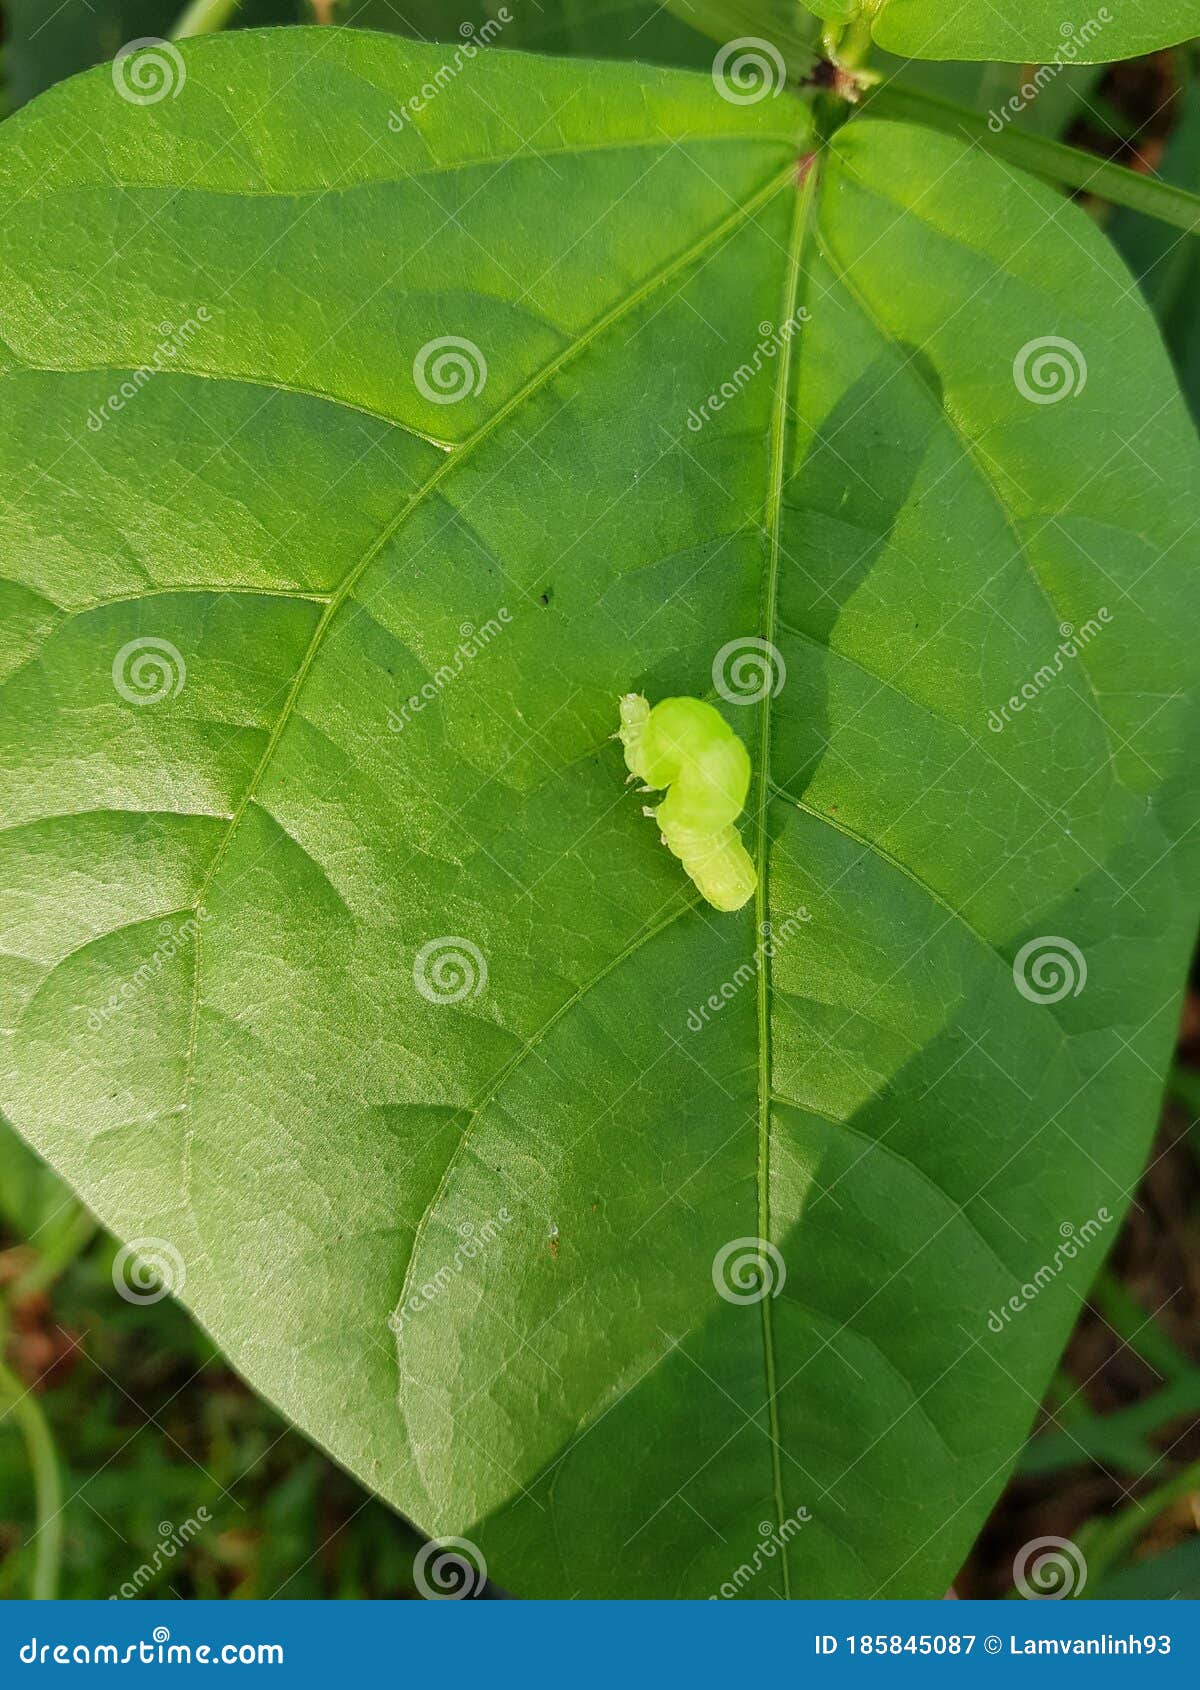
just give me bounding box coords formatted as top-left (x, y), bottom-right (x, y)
top-left (539, 588), bottom-right (552, 606)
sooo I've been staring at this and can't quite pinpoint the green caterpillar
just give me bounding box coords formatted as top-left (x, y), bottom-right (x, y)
top-left (618, 694), bottom-right (757, 913)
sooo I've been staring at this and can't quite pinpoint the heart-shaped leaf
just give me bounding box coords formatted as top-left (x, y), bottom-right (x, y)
top-left (2, 31), bottom-right (1197, 1598)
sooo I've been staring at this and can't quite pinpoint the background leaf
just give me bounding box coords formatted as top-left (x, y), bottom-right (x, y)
top-left (1109, 75), bottom-right (1200, 426)
top-left (1, 31), bottom-right (1198, 1599)
top-left (867, 0), bottom-right (1200, 65)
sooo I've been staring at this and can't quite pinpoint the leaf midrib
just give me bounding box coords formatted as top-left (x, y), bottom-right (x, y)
top-left (755, 156), bottom-right (818, 1602)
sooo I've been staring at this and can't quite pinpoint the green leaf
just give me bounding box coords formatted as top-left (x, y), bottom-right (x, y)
top-left (867, 84), bottom-right (1200, 236)
top-left (342, 0), bottom-right (726, 69)
top-left (1, 30), bottom-right (1198, 1599)
top-left (1109, 79), bottom-right (1200, 427)
top-left (662, 0), bottom-right (821, 78)
top-left (865, 0), bottom-right (1200, 64)
top-left (2, 0), bottom-right (730, 113)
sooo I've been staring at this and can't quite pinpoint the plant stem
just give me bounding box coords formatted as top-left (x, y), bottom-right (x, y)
top-left (865, 84), bottom-right (1200, 235)
top-left (0, 1358), bottom-right (63, 1599)
top-left (171, 0), bottom-right (242, 40)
